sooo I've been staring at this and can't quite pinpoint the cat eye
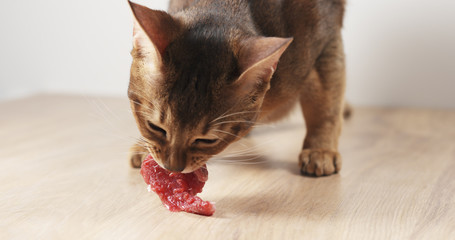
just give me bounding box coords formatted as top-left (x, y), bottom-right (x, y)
top-left (193, 138), bottom-right (218, 145)
top-left (147, 121), bottom-right (167, 137)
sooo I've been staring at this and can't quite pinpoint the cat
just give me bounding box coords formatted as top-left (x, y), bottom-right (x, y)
top-left (128, 0), bottom-right (347, 177)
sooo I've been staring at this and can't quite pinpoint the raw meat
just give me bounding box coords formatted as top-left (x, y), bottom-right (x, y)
top-left (140, 155), bottom-right (215, 216)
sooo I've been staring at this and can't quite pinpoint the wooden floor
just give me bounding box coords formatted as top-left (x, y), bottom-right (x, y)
top-left (1, 94), bottom-right (454, 239)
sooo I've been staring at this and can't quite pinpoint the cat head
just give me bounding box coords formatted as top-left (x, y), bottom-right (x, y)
top-left (128, 1), bottom-right (291, 173)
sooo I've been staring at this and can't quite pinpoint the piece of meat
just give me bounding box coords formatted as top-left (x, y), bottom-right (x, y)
top-left (140, 155), bottom-right (215, 216)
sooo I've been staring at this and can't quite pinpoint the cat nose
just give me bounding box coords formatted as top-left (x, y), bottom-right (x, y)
top-left (164, 152), bottom-right (186, 172)
top-left (164, 161), bottom-right (185, 172)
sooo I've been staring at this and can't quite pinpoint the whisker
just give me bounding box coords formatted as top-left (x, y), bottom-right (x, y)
top-left (221, 154), bottom-right (263, 162)
top-left (219, 156), bottom-right (264, 163)
top-left (131, 110), bottom-right (158, 120)
top-left (219, 145), bottom-right (262, 156)
top-left (128, 82), bottom-right (157, 107)
top-left (252, 124), bottom-right (276, 129)
top-left (130, 100), bottom-right (156, 113)
top-left (99, 131), bottom-right (146, 146)
top-left (86, 96), bottom-right (157, 161)
top-left (137, 98), bottom-right (156, 110)
top-left (212, 129), bottom-right (243, 139)
top-left (90, 99), bottom-right (115, 127)
top-left (208, 134), bottom-right (229, 144)
top-left (97, 98), bottom-right (122, 121)
top-left (210, 105), bottom-right (238, 124)
top-left (218, 149), bottom-right (260, 158)
top-left (129, 151), bottom-right (150, 155)
top-left (217, 138), bottom-right (275, 157)
top-left (217, 148), bottom-right (264, 159)
top-left (209, 155), bottom-right (267, 165)
top-left (210, 110), bottom-right (263, 124)
top-left (139, 136), bottom-right (151, 143)
top-left (212, 120), bottom-right (263, 126)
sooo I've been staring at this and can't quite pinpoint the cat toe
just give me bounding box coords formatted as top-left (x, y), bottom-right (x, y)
top-left (130, 153), bottom-right (144, 168)
top-left (299, 149), bottom-right (341, 177)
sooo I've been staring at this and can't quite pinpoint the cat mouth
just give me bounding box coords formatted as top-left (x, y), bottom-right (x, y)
top-left (145, 146), bottom-right (166, 169)
top-left (181, 161), bottom-right (208, 174)
top-left (150, 154), bottom-right (167, 170)
top-left (145, 145), bottom-right (209, 174)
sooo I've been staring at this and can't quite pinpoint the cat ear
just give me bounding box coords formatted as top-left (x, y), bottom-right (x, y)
top-left (132, 19), bottom-right (154, 51)
top-left (128, 1), bottom-right (181, 56)
top-left (234, 37), bottom-right (293, 96)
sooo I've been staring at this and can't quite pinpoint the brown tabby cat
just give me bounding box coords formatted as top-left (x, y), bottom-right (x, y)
top-left (128, 0), bottom-right (347, 177)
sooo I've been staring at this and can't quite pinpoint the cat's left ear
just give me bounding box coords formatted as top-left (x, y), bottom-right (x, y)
top-left (129, 1), bottom-right (181, 57)
top-left (234, 37), bottom-right (293, 96)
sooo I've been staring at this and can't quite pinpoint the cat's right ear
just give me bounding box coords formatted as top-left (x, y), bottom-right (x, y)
top-left (128, 1), bottom-right (181, 57)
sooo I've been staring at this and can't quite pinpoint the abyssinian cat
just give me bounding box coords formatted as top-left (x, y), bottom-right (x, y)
top-left (128, 0), bottom-right (348, 177)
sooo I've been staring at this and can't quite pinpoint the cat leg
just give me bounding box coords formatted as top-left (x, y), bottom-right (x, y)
top-left (343, 101), bottom-right (352, 119)
top-left (129, 141), bottom-right (149, 168)
top-left (299, 36), bottom-right (346, 177)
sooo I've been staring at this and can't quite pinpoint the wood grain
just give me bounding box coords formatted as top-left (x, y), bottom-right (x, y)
top-left (1, 95), bottom-right (454, 239)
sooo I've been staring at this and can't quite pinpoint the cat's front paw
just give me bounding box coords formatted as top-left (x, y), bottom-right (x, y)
top-left (130, 153), bottom-right (145, 168)
top-left (129, 143), bottom-right (148, 168)
top-left (298, 149), bottom-right (341, 176)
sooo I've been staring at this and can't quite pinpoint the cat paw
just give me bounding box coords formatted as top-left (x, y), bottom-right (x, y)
top-left (298, 149), bottom-right (341, 176)
top-left (129, 142), bottom-right (149, 168)
top-left (130, 152), bottom-right (145, 168)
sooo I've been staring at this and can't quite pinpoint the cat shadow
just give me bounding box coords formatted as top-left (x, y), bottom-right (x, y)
top-left (210, 120), bottom-right (343, 218)
top-left (211, 155), bottom-right (301, 177)
top-left (210, 152), bottom-right (343, 219)
top-left (214, 125), bottom-right (305, 176)
top-left (214, 174), bottom-right (342, 219)
top-left (245, 157), bottom-right (302, 176)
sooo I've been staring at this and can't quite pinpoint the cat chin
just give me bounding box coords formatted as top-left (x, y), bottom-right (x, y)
top-left (181, 163), bottom-right (206, 174)
top-left (148, 153), bottom-right (166, 170)
top-left (181, 168), bottom-right (195, 174)
top-left (154, 161), bottom-right (167, 171)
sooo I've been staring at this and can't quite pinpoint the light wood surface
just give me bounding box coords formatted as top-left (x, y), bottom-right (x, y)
top-left (1, 94), bottom-right (454, 240)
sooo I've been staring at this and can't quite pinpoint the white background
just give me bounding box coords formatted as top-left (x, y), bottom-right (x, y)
top-left (1, 0), bottom-right (454, 108)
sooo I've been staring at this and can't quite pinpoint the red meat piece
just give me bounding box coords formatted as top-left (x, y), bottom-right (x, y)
top-left (140, 155), bottom-right (215, 216)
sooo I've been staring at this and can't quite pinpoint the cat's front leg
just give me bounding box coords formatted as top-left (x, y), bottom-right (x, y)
top-left (298, 104), bottom-right (343, 176)
top-left (298, 36), bottom-right (345, 177)
top-left (129, 141), bottom-right (149, 168)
